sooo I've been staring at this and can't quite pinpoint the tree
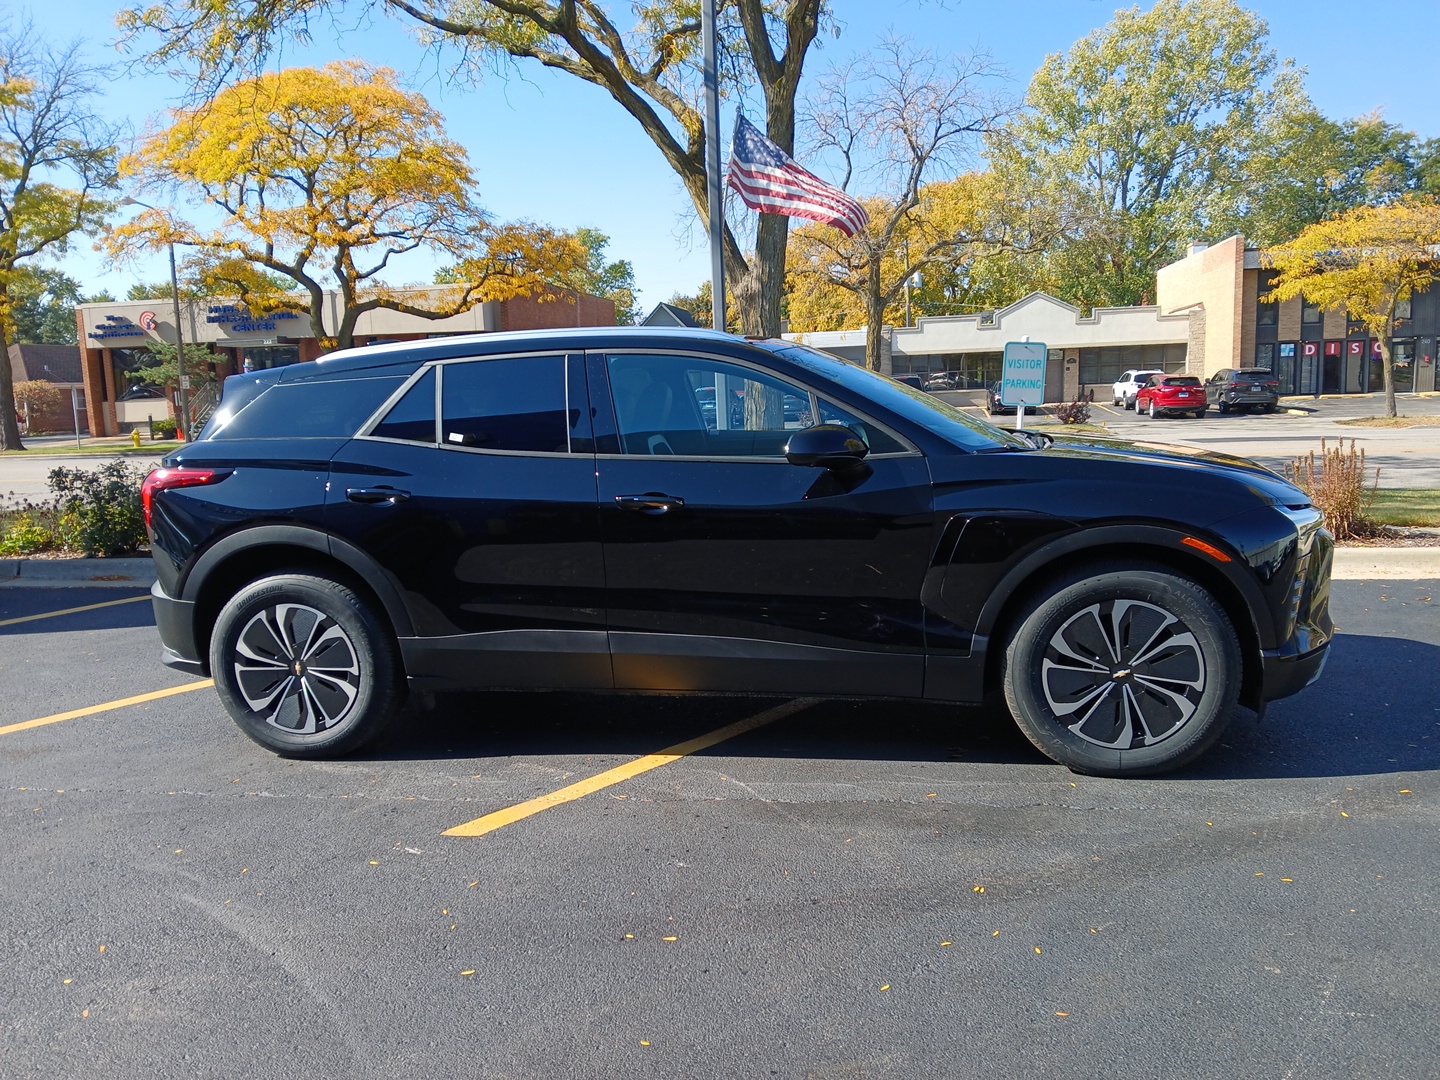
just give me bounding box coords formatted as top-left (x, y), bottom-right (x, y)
top-left (0, 26), bottom-right (117, 450)
top-left (989, 0), bottom-right (1303, 310)
top-left (10, 266), bottom-right (84, 344)
top-left (1240, 110), bottom-right (1440, 246)
top-left (555, 229), bottom-right (641, 325)
top-left (110, 62), bottom-right (585, 352)
top-left (1265, 196), bottom-right (1440, 418)
top-left (785, 44), bottom-right (1023, 370)
top-left (130, 337), bottom-right (224, 392)
top-left (117, 0), bottom-right (833, 338)
top-left (12, 377), bottom-right (59, 430)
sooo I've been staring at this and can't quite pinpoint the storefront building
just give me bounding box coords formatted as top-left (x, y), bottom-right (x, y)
top-left (75, 285), bottom-right (616, 436)
top-left (1157, 235), bottom-right (1439, 396)
top-left (785, 292), bottom-right (1194, 401)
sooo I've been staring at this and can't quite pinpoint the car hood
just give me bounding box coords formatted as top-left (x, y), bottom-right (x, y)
top-left (1041, 432), bottom-right (1307, 506)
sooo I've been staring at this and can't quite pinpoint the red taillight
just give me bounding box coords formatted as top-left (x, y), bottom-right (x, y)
top-left (142, 467), bottom-right (222, 529)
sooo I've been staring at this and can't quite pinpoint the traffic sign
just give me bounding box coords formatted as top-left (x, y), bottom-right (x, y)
top-left (1001, 342), bottom-right (1047, 407)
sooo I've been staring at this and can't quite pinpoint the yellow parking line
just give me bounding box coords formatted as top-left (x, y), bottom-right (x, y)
top-left (0, 594), bottom-right (150, 628)
top-left (0, 680), bottom-right (215, 737)
top-left (444, 698), bottom-right (818, 838)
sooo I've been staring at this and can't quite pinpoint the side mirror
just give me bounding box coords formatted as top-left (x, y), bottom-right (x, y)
top-left (785, 424), bottom-right (870, 470)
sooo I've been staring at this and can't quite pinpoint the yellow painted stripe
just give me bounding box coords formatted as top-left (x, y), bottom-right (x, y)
top-left (0, 594), bottom-right (150, 628)
top-left (444, 697), bottom-right (817, 838)
top-left (0, 679), bottom-right (215, 737)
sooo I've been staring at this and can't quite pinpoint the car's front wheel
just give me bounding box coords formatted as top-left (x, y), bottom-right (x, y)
top-left (1002, 565), bottom-right (1241, 777)
top-left (210, 572), bottom-right (405, 758)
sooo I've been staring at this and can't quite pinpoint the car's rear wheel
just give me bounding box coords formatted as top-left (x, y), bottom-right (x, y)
top-left (1262, 402), bottom-right (1277, 414)
top-left (1002, 565), bottom-right (1240, 777)
top-left (1193, 409), bottom-right (1207, 418)
top-left (210, 572), bottom-right (405, 758)
top-left (1148, 398), bottom-right (1157, 418)
top-left (1218, 401), bottom-right (1230, 415)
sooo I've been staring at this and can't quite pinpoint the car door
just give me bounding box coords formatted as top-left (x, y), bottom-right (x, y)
top-left (327, 352), bottom-right (610, 690)
top-left (589, 348), bottom-right (934, 697)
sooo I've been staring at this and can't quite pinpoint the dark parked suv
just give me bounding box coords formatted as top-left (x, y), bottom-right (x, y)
top-left (1207, 368), bottom-right (1281, 414)
top-left (145, 328), bottom-right (1332, 777)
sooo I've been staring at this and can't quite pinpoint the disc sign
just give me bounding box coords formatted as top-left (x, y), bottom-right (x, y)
top-left (1001, 342), bottom-right (1047, 407)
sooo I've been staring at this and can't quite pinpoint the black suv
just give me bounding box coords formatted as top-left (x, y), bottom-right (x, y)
top-left (145, 328), bottom-right (1332, 777)
top-left (1207, 368), bottom-right (1281, 414)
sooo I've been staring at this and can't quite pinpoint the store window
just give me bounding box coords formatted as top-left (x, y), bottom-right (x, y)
top-left (241, 345), bottom-right (301, 372)
top-left (1302, 300), bottom-right (1322, 325)
top-left (1392, 340), bottom-right (1416, 393)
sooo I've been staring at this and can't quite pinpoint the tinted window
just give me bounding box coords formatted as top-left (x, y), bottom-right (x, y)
top-left (371, 368), bottom-right (436, 443)
top-left (209, 376), bottom-right (405, 440)
top-left (816, 399), bottom-right (908, 455)
top-left (1165, 377), bottom-right (1202, 387)
top-left (608, 354), bottom-right (806, 458)
top-left (442, 356), bottom-right (568, 453)
top-left (772, 343), bottom-right (1025, 451)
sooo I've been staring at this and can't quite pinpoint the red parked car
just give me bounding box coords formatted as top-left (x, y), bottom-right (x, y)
top-left (1136, 374), bottom-right (1208, 418)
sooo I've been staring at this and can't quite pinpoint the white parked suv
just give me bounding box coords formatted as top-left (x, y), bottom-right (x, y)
top-left (1112, 369), bottom-right (1165, 409)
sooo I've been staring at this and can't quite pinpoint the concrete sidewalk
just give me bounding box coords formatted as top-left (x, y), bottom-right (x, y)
top-left (3, 548), bottom-right (1437, 589)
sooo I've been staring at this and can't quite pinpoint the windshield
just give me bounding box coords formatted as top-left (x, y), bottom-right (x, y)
top-left (769, 343), bottom-right (1028, 451)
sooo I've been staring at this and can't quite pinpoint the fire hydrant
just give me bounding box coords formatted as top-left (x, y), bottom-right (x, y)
top-left (131, 429), bottom-right (142, 449)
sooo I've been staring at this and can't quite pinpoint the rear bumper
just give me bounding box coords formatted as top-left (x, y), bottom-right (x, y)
top-left (151, 580), bottom-right (207, 677)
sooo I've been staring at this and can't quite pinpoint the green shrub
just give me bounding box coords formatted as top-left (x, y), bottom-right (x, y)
top-left (46, 460), bottom-right (149, 556)
top-left (151, 418), bottom-right (178, 439)
top-left (0, 512), bottom-right (58, 555)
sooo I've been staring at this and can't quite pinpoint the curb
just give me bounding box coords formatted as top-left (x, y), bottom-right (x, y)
top-left (1331, 547), bottom-right (1440, 580)
top-left (1, 557), bottom-right (158, 589)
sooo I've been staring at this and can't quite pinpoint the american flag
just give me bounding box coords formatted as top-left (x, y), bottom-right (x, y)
top-left (727, 114), bottom-right (869, 237)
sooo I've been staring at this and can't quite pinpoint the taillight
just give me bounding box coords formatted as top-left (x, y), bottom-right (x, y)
top-left (142, 467), bottom-right (223, 529)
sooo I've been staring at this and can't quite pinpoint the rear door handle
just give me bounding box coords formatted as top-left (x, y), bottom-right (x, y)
top-left (615, 493), bottom-right (685, 514)
top-left (346, 487), bottom-right (410, 505)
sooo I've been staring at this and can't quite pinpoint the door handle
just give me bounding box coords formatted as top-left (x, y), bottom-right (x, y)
top-left (615, 493), bottom-right (685, 514)
top-left (346, 487), bottom-right (410, 505)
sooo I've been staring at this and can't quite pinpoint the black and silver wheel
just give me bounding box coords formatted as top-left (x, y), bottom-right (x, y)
top-left (1003, 566), bottom-right (1240, 776)
top-left (210, 573), bottom-right (404, 757)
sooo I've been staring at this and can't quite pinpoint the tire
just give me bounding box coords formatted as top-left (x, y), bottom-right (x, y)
top-left (1112, 395), bottom-right (1122, 407)
top-left (210, 572), bottom-right (405, 758)
top-left (1124, 396), bottom-right (1134, 411)
top-left (1002, 565), bottom-right (1241, 777)
top-left (1193, 409), bottom-right (1207, 418)
top-left (1218, 401), bottom-right (1230, 415)
top-left (1148, 398), bottom-right (1157, 418)
top-left (1262, 403), bottom-right (1277, 414)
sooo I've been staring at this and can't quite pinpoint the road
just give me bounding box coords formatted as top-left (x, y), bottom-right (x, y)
top-left (2, 579), bottom-right (1436, 1079)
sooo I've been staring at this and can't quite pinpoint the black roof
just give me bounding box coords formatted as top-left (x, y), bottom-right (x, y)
top-left (284, 326), bottom-right (765, 380)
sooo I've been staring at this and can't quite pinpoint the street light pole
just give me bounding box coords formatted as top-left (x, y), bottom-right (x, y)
top-left (166, 241), bottom-right (189, 439)
top-left (121, 197), bottom-right (189, 439)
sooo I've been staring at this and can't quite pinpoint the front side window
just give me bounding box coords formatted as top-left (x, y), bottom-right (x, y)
top-left (441, 355), bottom-right (569, 453)
top-left (605, 353), bottom-right (907, 459)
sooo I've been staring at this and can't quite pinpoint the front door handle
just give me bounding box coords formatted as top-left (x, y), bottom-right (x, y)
top-left (615, 492), bottom-right (685, 515)
top-left (346, 487), bottom-right (410, 505)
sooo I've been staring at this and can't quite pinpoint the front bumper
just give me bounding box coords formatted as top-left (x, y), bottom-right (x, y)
top-left (1259, 640), bottom-right (1329, 701)
top-left (151, 579), bottom-right (207, 677)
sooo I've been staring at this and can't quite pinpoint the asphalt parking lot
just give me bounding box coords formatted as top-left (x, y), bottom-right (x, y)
top-left (2, 578), bottom-right (1437, 1079)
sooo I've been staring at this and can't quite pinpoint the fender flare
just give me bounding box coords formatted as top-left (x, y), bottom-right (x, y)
top-left (969, 522), bottom-right (1273, 650)
top-left (179, 524), bottom-right (416, 638)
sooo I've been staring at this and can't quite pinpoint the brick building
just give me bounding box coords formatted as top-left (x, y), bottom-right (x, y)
top-left (6, 343), bottom-right (87, 434)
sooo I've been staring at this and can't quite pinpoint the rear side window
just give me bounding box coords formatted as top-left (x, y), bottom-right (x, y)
top-left (441, 355), bottom-right (569, 453)
top-left (209, 376), bottom-right (405, 440)
top-left (370, 368), bottom-right (437, 443)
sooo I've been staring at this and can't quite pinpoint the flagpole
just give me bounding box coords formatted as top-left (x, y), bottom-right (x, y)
top-left (702, 0), bottom-right (726, 333)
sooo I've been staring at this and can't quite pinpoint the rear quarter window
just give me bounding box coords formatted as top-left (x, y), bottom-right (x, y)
top-left (208, 376), bottom-right (406, 440)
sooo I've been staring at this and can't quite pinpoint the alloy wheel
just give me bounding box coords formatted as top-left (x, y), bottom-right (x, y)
top-left (232, 603), bottom-right (362, 735)
top-left (1039, 599), bottom-right (1206, 750)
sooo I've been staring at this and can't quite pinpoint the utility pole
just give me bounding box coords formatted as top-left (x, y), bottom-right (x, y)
top-left (121, 198), bottom-right (190, 438)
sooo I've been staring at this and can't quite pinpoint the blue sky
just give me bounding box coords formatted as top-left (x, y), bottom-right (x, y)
top-left (17, 0), bottom-right (1440, 311)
